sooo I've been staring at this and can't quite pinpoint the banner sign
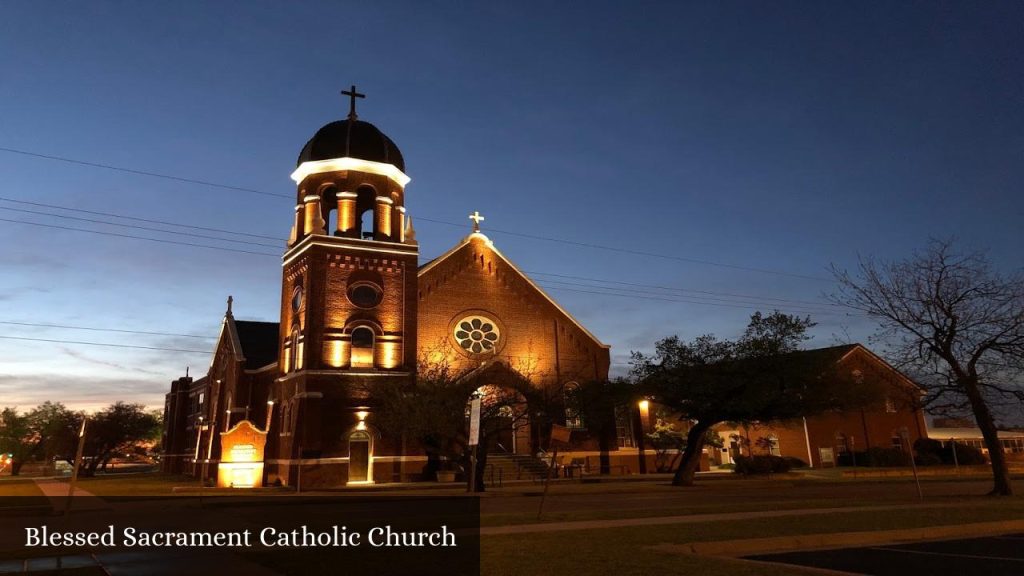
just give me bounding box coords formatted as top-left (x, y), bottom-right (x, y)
top-left (468, 397), bottom-right (481, 446)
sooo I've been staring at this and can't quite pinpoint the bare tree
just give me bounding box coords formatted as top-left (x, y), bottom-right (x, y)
top-left (831, 239), bottom-right (1024, 496)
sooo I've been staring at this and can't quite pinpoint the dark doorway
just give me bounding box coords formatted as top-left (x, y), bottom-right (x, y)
top-left (348, 430), bottom-right (371, 483)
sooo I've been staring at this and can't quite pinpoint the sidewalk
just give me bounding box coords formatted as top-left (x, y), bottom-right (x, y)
top-left (33, 479), bottom-right (109, 512)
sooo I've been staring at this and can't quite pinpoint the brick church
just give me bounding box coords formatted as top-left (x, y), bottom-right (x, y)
top-left (161, 93), bottom-right (926, 487)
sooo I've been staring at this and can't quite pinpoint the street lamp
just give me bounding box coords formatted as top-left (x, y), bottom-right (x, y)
top-left (635, 399), bottom-right (649, 475)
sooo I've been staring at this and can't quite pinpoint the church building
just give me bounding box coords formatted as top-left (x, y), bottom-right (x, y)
top-left (161, 90), bottom-right (613, 487)
top-left (161, 91), bottom-right (928, 487)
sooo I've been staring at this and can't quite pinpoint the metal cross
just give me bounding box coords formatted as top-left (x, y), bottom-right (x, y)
top-left (469, 211), bottom-right (485, 232)
top-left (341, 85), bottom-right (365, 120)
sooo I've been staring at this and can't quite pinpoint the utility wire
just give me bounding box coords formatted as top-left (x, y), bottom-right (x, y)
top-left (0, 206), bottom-right (282, 249)
top-left (536, 280), bottom-right (843, 315)
top-left (0, 335), bottom-right (210, 354)
top-left (414, 215), bottom-right (833, 282)
top-left (0, 146), bottom-right (832, 282)
top-left (524, 270), bottom-right (841, 309)
top-left (0, 320), bottom-right (214, 340)
top-left (538, 284), bottom-right (851, 316)
top-left (0, 218), bottom-right (280, 257)
top-left (0, 196), bottom-right (283, 241)
top-left (2, 215), bottom-right (844, 314)
top-left (0, 147), bottom-right (291, 199)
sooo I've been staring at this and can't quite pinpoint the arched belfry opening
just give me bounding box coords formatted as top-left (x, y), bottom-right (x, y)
top-left (355, 186), bottom-right (376, 240)
top-left (321, 184), bottom-right (338, 236)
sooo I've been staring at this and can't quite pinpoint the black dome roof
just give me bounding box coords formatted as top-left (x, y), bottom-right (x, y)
top-left (297, 119), bottom-right (405, 172)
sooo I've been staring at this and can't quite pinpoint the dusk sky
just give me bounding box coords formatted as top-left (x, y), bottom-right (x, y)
top-left (1, 2), bottom-right (1021, 412)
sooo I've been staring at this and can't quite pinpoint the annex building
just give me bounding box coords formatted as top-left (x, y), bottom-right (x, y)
top-left (161, 94), bottom-right (927, 487)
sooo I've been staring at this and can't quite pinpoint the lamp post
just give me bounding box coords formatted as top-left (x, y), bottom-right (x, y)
top-left (636, 400), bottom-right (649, 475)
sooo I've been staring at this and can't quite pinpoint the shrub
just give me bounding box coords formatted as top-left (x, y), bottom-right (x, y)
top-left (782, 456), bottom-right (807, 469)
top-left (733, 455), bottom-right (791, 475)
top-left (862, 447), bottom-right (908, 467)
top-left (947, 441), bottom-right (987, 465)
top-left (914, 452), bottom-right (943, 466)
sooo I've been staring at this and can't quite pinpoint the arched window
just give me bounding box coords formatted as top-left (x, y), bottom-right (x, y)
top-left (351, 327), bottom-right (374, 368)
top-left (563, 382), bottom-right (584, 429)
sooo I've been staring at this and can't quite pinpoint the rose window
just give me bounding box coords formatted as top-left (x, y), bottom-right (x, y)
top-left (454, 316), bottom-right (500, 354)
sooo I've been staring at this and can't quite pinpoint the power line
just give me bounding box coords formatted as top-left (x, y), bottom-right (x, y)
top-left (0, 320), bottom-right (214, 340)
top-left (0, 147), bottom-right (291, 199)
top-left (0, 335), bottom-right (210, 354)
top-left (0, 218), bottom-right (280, 257)
top-left (0, 196), bottom-right (283, 241)
top-left (414, 215), bottom-right (832, 282)
top-left (0, 206), bottom-right (282, 249)
top-left (524, 270), bottom-right (841, 309)
top-left (537, 281), bottom-right (844, 316)
top-left (0, 146), bottom-right (832, 282)
top-left (538, 284), bottom-right (852, 316)
top-left (2, 214), bottom-right (846, 314)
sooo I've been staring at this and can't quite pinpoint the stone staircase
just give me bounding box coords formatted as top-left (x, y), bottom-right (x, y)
top-left (484, 452), bottom-right (553, 485)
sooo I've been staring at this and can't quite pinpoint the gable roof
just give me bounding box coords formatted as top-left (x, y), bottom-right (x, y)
top-left (419, 232), bottom-right (609, 349)
top-left (783, 343), bottom-right (921, 391)
top-left (234, 320), bottom-right (280, 369)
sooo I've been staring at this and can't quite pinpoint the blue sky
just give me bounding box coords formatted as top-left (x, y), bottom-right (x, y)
top-left (1, 2), bottom-right (1021, 412)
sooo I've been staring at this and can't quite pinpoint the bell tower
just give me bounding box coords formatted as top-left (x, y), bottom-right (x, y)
top-left (271, 87), bottom-right (418, 485)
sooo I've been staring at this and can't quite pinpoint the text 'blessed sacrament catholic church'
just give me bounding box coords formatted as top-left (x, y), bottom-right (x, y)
top-left (161, 89), bottom-right (617, 487)
top-left (162, 90), bottom-right (929, 488)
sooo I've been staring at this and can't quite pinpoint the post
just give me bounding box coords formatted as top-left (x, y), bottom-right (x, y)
top-left (950, 437), bottom-right (959, 475)
top-left (635, 400), bottom-right (648, 475)
top-left (65, 417), bottom-right (88, 515)
top-left (536, 447), bottom-right (558, 520)
top-left (296, 444), bottom-right (303, 494)
top-left (850, 436), bottom-right (857, 478)
top-left (468, 394), bottom-right (482, 493)
top-left (901, 428), bottom-right (922, 500)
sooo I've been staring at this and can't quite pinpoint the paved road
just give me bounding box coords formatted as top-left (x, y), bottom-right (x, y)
top-left (747, 533), bottom-right (1024, 576)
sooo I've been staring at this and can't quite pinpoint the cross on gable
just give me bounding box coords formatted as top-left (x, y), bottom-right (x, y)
top-left (469, 211), bottom-right (485, 232)
top-left (341, 85), bottom-right (365, 120)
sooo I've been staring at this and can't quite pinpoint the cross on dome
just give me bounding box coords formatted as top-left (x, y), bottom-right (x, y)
top-left (469, 211), bottom-right (485, 232)
top-left (341, 84), bottom-right (365, 120)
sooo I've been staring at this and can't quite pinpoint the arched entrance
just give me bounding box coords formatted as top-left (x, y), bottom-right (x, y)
top-left (475, 384), bottom-right (531, 455)
top-left (348, 429), bottom-right (372, 484)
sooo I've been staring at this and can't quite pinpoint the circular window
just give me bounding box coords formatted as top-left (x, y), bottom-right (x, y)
top-left (291, 286), bottom-right (303, 312)
top-left (453, 315), bottom-right (500, 354)
top-left (347, 282), bottom-right (382, 308)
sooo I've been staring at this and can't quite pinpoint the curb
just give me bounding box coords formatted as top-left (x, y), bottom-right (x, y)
top-left (650, 519), bottom-right (1024, 557)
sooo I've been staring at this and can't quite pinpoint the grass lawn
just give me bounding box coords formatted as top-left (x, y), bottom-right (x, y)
top-left (480, 500), bottom-right (1024, 576)
top-left (62, 473), bottom-right (197, 496)
top-left (0, 479), bottom-right (45, 497)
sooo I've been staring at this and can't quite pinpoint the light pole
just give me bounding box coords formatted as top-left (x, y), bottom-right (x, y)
top-left (635, 400), bottom-right (649, 475)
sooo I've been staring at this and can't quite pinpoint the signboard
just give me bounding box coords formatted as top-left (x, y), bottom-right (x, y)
top-left (218, 420), bottom-right (267, 488)
top-left (550, 423), bottom-right (571, 444)
top-left (468, 397), bottom-right (481, 447)
top-left (818, 447), bottom-right (835, 466)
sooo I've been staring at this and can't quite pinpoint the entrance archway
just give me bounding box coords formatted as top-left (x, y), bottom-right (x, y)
top-left (348, 429), bottom-right (372, 484)
top-left (474, 385), bottom-right (531, 455)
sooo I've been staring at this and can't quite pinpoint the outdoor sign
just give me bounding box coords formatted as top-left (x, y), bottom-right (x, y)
top-left (468, 397), bottom-right (481, 446)
top-left (550, 423), bottom-right (571, 444)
